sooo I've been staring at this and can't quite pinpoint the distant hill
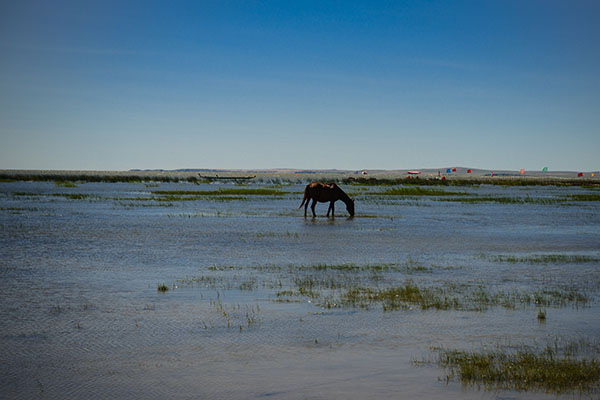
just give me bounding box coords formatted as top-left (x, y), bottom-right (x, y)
top-left (124, 167), bottom-right (597, 179)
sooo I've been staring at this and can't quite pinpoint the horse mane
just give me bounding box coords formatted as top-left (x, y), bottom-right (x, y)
top-left (331, 183), bottom-right (352, 205)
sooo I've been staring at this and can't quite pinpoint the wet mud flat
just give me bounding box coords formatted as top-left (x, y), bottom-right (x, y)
top-left (1, 181), bottom-right (599, 399)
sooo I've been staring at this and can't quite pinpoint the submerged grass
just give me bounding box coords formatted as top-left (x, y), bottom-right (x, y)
top-left (490, 254), bottom-right (600, 264)
top-left (434, 345), bottom-right (600, 394)
top-left (436, 196), bottom-right (563, 204)
top-left (152, 188), bottom-right (286, 196)
top-left (565, 193), bottom-right (600, 201)
top-left (54, 181), bottom-right (78, 187)
top-left (342, 282), bottom-right (459, 311)
top-left (178, 261), bottom-right (590, 312)
top-left (157, 283), bottom-right (169, 293)
top-left (288, 279), bottom-right (589, 311)
top-left (365, 187), bottom-right (468, 196)
top-left (13, 192), bottom-right (93, 200)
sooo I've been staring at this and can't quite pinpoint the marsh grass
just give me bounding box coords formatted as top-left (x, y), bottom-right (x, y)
top-left (433, 345), bottom-right (600, 394)
top-left (342, 282), bottom-right (459, 311)
top-left (208, 298), bottom-right (261, 330)
top-left (54, 181), bottom-right (78, 187)
top-left (537, 309), bottom-right (547, 321)
top-left (0, 172), bottom-right (206, 184)
top-left (490, 254), bottom-right (600, 264)
top-left (169, 262), bottom-right (589, 312)
top-left (157, 283), bottom-right (169, 293)
top-left (152, 188), bottom-right (286, 196)
top-left (565, 194), bottom-right (600, 201)
top-left (365, 187), bottom-right (468, 196)
top-left (285, 279), bottom-right (589, 311)
top-left (13, 192), bottom-right (93, 200)
top-left (1, 206), bottom-right (40, 213)
top-left (436, 196), bottom-right (563, 204)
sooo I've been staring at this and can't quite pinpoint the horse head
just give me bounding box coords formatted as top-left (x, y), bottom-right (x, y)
top-left (346, 199), bottom-right (355, 217)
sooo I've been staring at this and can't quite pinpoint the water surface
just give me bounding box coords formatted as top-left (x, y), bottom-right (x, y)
top-left (1, 181), bottom-right (599, 399)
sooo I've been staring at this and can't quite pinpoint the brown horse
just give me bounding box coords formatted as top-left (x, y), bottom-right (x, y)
top-left (298, 182), bottom-right (355, 217)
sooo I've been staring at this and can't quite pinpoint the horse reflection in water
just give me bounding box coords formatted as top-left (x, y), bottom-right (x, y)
top-left (298, 182), bottom-right (355, 218)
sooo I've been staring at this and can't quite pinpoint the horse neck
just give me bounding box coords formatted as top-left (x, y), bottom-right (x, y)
top-left (337, 188), bottom-right (351, 205)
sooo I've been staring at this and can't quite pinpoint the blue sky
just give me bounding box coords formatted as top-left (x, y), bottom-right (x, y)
top-left (1, 0), bottom-right (598, 171)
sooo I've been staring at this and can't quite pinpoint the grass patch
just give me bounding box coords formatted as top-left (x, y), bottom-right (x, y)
top-left (13, 192), bottom-right (92, 200)
top-left (365, 187), bottom-right (467, 196)
top-left (0, 172), bottom-right (206, 184)
top-left (152, 188), bottom-right (286, 196)
top-left (170, 262), bottom-right (589, 312)
top-left (537, 308), bottom-right (546, 321)
top-left (343, 282), bottom-right (459, 311)
top-left (157, 283), bottom-right (169, 293)
top-left (490, 254), bottom-right (600, 264)
top-left (433, 345), bottom-right (600, 394)
top-left (565, 194), bottom-right (600, 201)
top-left (436, 196), bottom-right (563, 204)
top-left (54, 181), bottom-right (78, 187)
top-left (290, 280), bottom-right (589, 311)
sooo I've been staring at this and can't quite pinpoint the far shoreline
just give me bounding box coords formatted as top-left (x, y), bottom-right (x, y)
top-left (1, 168), bottom-right (598, 186)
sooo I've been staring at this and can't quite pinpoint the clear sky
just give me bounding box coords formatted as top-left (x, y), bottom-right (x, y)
top-left (1, 0), bottom-right (598, 171)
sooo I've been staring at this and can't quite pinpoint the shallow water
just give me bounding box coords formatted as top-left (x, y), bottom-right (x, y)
top-left (1, 181), bottom-right (599, 399)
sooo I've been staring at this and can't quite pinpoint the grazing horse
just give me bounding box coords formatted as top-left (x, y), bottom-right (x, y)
top-left (298, 182), bottom-right (355, 217)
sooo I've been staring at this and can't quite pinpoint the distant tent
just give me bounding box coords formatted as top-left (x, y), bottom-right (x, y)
top-left (542, 167), bottom-right (548, 172)
top-left (578, 172), bottom-right (583, 177)
top-left (519, 169), bottom-right (525, 174)
top-left (452, 168), bottom-right (457, 172)
top-left (467, 169), bottom-right (471, 173)
top-left (446, 168), bottom-right (451, 173)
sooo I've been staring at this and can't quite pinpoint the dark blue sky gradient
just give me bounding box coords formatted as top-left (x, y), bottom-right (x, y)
top-left (1, 1), bottom-right (598, 170)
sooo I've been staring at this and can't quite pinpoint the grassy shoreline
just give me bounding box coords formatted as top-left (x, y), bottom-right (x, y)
top-left (1, 170), bottom-right (599, 187)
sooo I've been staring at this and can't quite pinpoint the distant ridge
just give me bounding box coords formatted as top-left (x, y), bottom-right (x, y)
top-left (0, 167), bottom-right (597, 182)
top-left (122, 167), bottom-right (598, 179)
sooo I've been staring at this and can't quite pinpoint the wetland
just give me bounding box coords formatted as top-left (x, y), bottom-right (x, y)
top-left (1, 179), bottom-right (599, 399)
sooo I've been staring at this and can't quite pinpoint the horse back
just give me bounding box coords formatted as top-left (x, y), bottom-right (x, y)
top-left (307, 182), bottom-right (340, 202)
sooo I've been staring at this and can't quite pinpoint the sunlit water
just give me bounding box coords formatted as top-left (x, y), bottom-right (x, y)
top-left (1, 181), bottom-right (599, 399)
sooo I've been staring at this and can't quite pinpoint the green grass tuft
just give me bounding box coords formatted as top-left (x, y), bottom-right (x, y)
top-left (537, 309), bottom-right (546, 321)
top-left (157, 283), bottom-right (169, 293)
top-left (435, 346), bottom-right (600, 394)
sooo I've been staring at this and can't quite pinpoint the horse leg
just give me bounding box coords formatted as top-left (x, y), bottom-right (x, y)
top-left (310, 199), bottom-right (317, 217)
top-left (327, 201), bottom-right (334, 217)
top-left (304, 198), bottom-right (309, 217)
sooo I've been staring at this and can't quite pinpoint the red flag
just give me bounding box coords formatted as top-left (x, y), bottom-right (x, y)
top-left (452, 168), bottom-right (456, 172)
top-left (578, 172), bottom-right (583, 177)
top-left (467, 169), bottom-right (471, 173)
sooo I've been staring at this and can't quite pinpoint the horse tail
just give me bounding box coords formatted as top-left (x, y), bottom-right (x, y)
top-left (298, 185), bottom-right (310, 209)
